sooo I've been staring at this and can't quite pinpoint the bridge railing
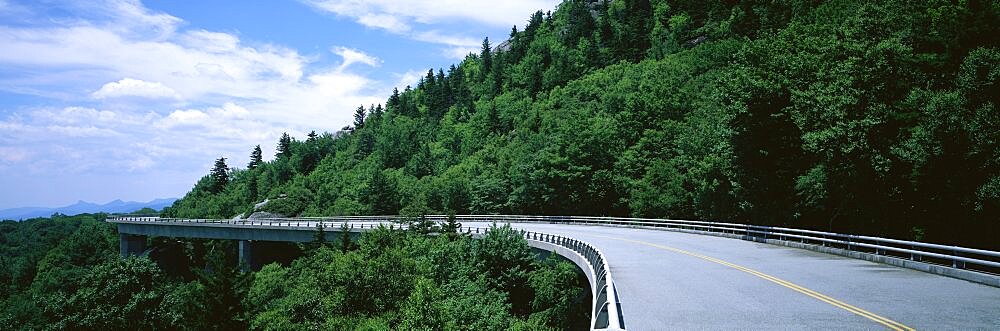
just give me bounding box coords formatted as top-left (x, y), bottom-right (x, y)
top-left (107, 216), bottom-right (627, 331)
top-left (431, 215), bottom-right (1000, 274)
top-left (107, 215), bottom-right (1000, 274)
top-left (523, 229), bottom-right (624, 330)
top-left (456, 225), bottom-right (625, 331)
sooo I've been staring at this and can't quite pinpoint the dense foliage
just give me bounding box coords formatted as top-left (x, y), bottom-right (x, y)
top-left (1, 217), bottom-right (587, 330)
top-left (165, 0), bottom-right (999, 249)
top-left (0, 214), bottom-right (120, 329)
top-left (246, 224), bottom-right (588, 330)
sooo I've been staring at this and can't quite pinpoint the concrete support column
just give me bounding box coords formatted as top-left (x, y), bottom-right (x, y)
top-left (238, 240), bottom-right (252, 272)
top-left (119, 233), bottom-right (148, 257)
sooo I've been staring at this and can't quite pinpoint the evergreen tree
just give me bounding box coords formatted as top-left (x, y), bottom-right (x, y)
top-left (401, 86), bottom-right (416, 117)
top-left (209, 157), bottom-right (229, 194)
top-left (276, 132), bottom-right (292, 158)
top-left (353, 106), bottom-right (367, 130)
top-left (387, 88), bottom-right (401, 112)
top-left (480, 37), bottom-right (493, 76)
top-left (363, 169), bottom-right (399, 215)
top-left (248, 145), bottom-right (263, 170)
top-left (300, 131), bottom-right (321, 174)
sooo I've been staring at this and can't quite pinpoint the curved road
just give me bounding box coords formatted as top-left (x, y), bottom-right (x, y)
top-left (467, 222), bottom-right (1000, 330)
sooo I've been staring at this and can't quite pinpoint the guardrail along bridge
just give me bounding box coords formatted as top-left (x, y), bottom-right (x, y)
top-left (109, 215), bottom-right (1000, 330)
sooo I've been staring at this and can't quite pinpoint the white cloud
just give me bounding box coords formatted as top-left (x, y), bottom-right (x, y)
top-left (92, 78), bottom-right (180, 99)
top-left (413, 30), bottom-right (479, 47)
top-left (412, 30), bottom-right (481, 59)
top-left (216, 102), bottom-right (250, 119)
top-left (332, 46), bottom-right (380, 70)
top-left (303, 0), bottom-right (558, 28)
top-left (0, 0), bottom-right (394, 133)
top-left (357, 13), bottom-right (410, 33)
top-left (303, 0), bottom-right (558, 58)
top-left (394, 70), bottom-right (424, 89)
top-left (46, 125), bottom-right (121, 138)
top-left (160, 109), bottom-right (209, 127)
top-left (181, 30), bottom-right (241, 53)
top-left (106, 0), bottom-right (182, 39)
top-left (0, 0), bottom-right (560, 208)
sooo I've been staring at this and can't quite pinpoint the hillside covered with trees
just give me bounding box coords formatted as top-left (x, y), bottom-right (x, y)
top-left (165, 0), bottom-right (999, 249)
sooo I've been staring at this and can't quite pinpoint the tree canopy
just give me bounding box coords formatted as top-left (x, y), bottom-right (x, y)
top-left (163, 0), bottom-right (999, 249)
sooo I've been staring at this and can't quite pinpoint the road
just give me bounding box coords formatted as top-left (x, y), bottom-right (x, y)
top-left (465, 222), bottom-right (1000, 330)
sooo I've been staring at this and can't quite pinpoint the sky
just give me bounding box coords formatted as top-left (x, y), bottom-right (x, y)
top-left (0, 0), bottom-right (560, 209)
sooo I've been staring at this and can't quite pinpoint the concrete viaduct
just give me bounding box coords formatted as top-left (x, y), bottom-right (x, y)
top-left (109, 215), bottom-right (1000, 331)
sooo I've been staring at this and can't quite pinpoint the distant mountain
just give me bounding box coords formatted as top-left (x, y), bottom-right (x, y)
top-left (0, 198), bottom-right (178, 221)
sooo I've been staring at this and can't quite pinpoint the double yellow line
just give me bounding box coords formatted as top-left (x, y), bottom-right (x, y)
top-left (596, 235), bottom-right (915, 331)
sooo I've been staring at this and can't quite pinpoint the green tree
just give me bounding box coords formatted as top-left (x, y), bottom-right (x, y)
top-left (474, 224), bottom-right (535, 316)
top-left (276, 132), bottom-right (292, 158)
top-left (248, 145), bottom-right (263, 169)
top-left (399, 278), bottom-right (446, 330)
top-left (58, 257), bottom-right (167, 330)
top-left (362, 169), bottom-right (399, 215)
top-left (210, 157), bottom-right (230, 194)
top-left (480, 37), bottom-right (493, 76)
top-left (194, 241), bottom-right (249, 329)
top-left (353, 105), bottom-right (367, 129)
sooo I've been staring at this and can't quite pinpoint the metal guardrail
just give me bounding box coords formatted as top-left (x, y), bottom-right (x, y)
top-left (445, 215), bottom-right (1000, 272)
top-left (109, 214), bottom-right (1000, 273)
top-left (520, 229), bottom-right (625, 330)
top-left (108, 215), bottom-right (627, 331)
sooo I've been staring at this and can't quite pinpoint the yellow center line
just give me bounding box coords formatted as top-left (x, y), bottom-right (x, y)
top-left (591, 234), bottom-right (916, 331)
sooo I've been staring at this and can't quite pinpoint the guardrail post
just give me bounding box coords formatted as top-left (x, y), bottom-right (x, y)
top-left (910, 245), bottom-right (921, 261)
top-left (952, 250), bottom-right (965, 269)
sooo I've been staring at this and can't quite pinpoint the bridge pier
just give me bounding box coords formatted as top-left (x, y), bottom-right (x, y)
top-left (119, 233), bottom-right (148, 257)
top-left (238, 240), bottom-right (252, 272)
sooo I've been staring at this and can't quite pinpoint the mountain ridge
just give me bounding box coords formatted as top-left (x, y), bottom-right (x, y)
top-left (0, 198), bottom-right (178, 220)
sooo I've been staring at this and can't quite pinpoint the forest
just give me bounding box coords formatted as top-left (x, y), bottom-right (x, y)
top-left (0, 215), bottom-right (588, 330)
top-left (164, 0), bottom-right (999, 249)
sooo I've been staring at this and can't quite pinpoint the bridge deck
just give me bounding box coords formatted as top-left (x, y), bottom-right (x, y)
top-left (465, 222), bottom-right (1000, 330)
top-left (111, 218), bottom-right (999, 330)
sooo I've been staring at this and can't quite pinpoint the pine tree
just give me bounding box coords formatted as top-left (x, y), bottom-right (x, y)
top-left (480, 37), bottom-right (493, 76)
top-left (210, 157), bottom-right (229, 194)
top-left (424, 68), bottom-right (436, 88)
top-left (276, 132), bottom-right (292, 158)
top-left (248, 145), bottom-right (263, 169)
top-left (401, 86), bottom-right (416, 116)
top-left (353, 105), bottom-right (366, 129)
top-left (387, 88), bottom-right (401, 112)
top-left (300, 131), bottom-right (320, 174)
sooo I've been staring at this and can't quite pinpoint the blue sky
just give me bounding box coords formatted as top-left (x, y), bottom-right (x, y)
top-left (0, 0), bottom-right (559, 209)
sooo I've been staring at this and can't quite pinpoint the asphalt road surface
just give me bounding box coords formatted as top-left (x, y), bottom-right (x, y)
top-left (465, 222), bottom-right (1000, 330)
